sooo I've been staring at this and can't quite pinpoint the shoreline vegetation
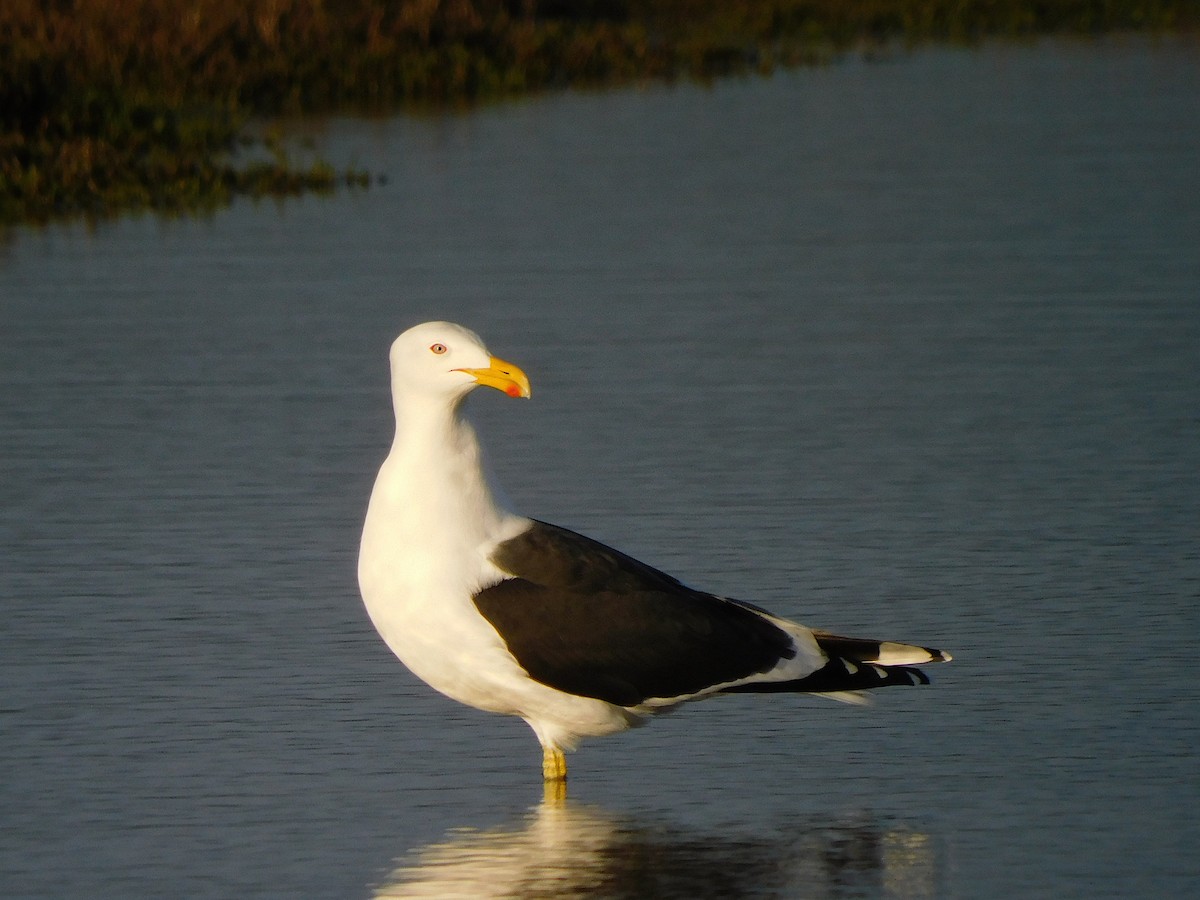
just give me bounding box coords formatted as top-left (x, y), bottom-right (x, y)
top-left (2, 1), bottom-right (1195, 226)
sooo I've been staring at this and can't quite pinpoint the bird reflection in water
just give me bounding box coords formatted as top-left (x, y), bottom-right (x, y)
top-left (372, 798), bottom-right (937, 899)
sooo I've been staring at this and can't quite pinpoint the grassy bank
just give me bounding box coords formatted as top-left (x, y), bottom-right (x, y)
top-left (2, 0), bottom-right (1195, 225)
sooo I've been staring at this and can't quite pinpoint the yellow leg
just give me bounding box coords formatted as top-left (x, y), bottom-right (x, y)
top-left (542, 746), bottom-right (567, 802)
top-left (543, 776), bottom-right (567, 804)
top-left (541, 746), bottom-right (567, 783)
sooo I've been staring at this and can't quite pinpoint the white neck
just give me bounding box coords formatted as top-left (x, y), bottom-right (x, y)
top-left (390, 392), bottom-right (504, 529)
top-left (358, 389), bottom-right (518, 603)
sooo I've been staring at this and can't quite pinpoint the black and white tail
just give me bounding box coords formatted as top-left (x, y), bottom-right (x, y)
top-left (723, 631), bottom-right (952, 700)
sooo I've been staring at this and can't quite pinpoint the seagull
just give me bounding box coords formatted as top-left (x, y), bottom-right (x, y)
top-left (358, 321), bottom-right (952, 785)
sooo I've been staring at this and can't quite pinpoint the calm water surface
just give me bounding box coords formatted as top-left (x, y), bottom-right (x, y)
top-left (2, 38), bottom-right (1198, 899)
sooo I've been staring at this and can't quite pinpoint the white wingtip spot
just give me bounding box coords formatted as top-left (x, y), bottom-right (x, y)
top-left (878, 642), bottom-right (938, 665)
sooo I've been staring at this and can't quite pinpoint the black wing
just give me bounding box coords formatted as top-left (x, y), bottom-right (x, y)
top-left (473, 520), bottom-right (797, 707)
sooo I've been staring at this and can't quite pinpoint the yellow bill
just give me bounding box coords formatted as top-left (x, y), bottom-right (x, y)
top-left (455, 355), bottom-right (532, 399)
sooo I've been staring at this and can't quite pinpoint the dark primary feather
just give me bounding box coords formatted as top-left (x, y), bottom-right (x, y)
top-left (723, 632), bottom-right (944, 694)
top-left (811, 631), bottom-right (950, 666)
top-left (474, 521), bottom-right (797, 707)
top-left (721, 660), bottom-right (930, 694)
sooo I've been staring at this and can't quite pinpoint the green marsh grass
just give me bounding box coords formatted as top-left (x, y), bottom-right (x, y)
top-left (2, 0), bottom-right (1194, 225)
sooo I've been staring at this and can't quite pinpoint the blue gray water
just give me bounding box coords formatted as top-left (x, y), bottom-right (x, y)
top-left (2, 37), bottom-right (1198, 898)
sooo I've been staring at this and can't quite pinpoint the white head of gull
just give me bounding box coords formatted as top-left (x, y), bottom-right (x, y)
top-left (358, 321), bottom-right (951, 789)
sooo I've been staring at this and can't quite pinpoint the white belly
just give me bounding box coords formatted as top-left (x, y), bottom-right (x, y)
top-left (357, 449), bottom-right (637, 749)
top-left (362, 580), bottom-right (523, 714)
top-left (359, 563), bottom-right (637, 746)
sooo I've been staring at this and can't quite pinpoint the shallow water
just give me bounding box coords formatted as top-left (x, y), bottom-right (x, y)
top-left (2, 37), bottom-right (1199, 899)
